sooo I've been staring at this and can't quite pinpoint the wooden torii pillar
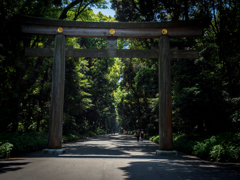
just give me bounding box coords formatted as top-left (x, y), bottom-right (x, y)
top-left (19, 15), bottom-right (205, 154)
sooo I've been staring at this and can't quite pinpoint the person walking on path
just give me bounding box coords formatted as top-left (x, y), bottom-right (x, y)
top-left (136, 130), bottom-right (140, 142)
top-left (141, 129), bottom-right (144, 141)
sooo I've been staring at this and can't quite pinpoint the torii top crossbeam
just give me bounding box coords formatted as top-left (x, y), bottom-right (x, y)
top-left (18, 15), bottom-right (207, 38)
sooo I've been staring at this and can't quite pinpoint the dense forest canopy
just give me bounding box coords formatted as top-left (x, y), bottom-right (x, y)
top-left (111, 0), bottom-right (240, 136)
top-left (0, 0), bottom-right (239, 138)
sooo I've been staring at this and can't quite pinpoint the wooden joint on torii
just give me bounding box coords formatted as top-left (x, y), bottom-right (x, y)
top-left (19, 15), bottom-right (206, 151)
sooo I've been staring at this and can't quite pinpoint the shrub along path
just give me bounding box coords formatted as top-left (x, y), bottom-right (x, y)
top-left (0, 134), bottom-right (240, 180)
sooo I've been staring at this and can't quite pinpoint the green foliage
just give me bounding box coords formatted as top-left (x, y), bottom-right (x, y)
top-left (149, 136), bottom-right (156, 141)
top-left (0, 131), bottom-right (48, 157)
top-left (149, 135), bottom-right (159, 144)
top-left (149, 133), bottom-right (240, 162)
top-left (173, 134), bottom-right (199, 155)
top-left (132, 130), bottom-right (137, 136)
top-left (0, 142), bottom-right (13, 158)
top-left (0, 131), bottom-right (92, 157)
top-left (153, 136), bottom-right (159, 144)
top-left (135, 66), bottom-right (158, 97)
top-left (87, 131), bottom-right (97, 137)
top-left (193, 132), bottom-right (240, 162)
top-left (96, 128), bottom-right (106, 135)
top-left (62, 133), bottom-right (86, 143)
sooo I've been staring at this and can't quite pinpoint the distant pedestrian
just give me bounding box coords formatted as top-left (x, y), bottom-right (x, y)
top-left (136, 130), bottom-right (140, 142)
top-left (141, 130), bottom-right (144, 141)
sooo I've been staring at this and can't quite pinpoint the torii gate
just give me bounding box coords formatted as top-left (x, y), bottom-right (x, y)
top-left (19, 15), bottom-right (205, 154)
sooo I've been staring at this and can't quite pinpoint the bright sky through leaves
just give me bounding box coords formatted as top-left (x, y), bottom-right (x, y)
top-left (92, 0), bottom-right (115, 17)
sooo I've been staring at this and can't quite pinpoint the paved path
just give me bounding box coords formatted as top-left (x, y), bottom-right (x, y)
top-left (0, 134), bottom-right (240, 180)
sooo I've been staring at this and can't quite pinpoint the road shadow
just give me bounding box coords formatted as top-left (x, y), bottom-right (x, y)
top-left (0, 159), bottom-right (30, 174)
top-left (119, 159), bottom-right (240, 180)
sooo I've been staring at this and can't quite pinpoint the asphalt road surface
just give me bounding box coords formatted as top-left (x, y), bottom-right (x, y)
top-left (0, 134), bottom-right (240, 180)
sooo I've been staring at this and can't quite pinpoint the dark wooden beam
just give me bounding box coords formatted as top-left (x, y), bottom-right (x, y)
top-left (21, 25), bottom-right (203, 38)
top-left (25, 48), bottom-right (199, 59)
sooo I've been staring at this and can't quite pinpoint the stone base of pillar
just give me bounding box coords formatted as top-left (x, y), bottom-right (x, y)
top-left (156, 150), bottom-right (178, 156)
top-left (43, 148), bottom-right (66, 154)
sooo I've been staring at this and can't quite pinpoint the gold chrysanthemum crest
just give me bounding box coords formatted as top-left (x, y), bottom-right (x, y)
top-left (57, 27), bottom-right (63, 33)
top-left (162, 29), bottom-right (168, 35)
top-left (109, 29), bottom-right (115, 35)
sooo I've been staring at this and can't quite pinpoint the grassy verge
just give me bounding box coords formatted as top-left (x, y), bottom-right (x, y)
top-left (0, 131), bottom-right (100, 158)
top-left (149, 132), bottom-right (240, 163)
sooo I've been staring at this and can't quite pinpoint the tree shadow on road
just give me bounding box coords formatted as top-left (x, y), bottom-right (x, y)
top-left (0, 159), bottom-right (30, 174)
top-left (64, 143), bottom-right (129, 156)
top-left (119, 159), bottom-right (240, 180)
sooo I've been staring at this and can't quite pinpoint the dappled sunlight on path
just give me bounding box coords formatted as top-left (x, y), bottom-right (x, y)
top-left (61, 134), bottom-right (157, 158)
